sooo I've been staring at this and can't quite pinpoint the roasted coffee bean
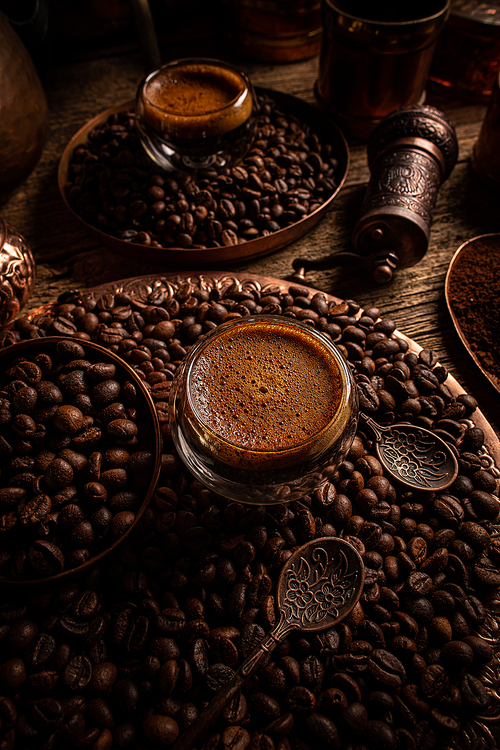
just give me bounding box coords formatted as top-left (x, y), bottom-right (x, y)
top-left (143, 714), bottom-right (179, 745)
top-left (440, 639), bottom-right (474, 671)
top-left (368, 649), bottom-right (406, 687)
top-left (0, 695), bottom-right (17, 727)
top-left (362, 719), bottom-right (397, 750)
top-left (460, 672), bottom-right (491, 710)
top-left (248, 692), bottom-right (281, 723)
top-left (300, 655), bottom-right (324, 691)
top-left (473, 555), bottom-right (500, 586)
top-left (463, 635), bottom-right (493, 664)
top-left (205, 663), bottom-right (235, 693)
top-left (460, 521), bottom-right (491, 551)
top-left (406, 571), bottom-right (434, 596)
top-left (63, 655), bottom-right (93, 690)
top-left (420, 547), bottom-right (448, 575)
top-left (468, 489), bottom-right (499, 520)
top-left (306, 712), bottom-right (341, 749)
top-left (0, 658), bottom-right (26, 692)
top-left (28, 540), bottom-right (65, 576)
top-left (220, 725), bottom-right (250, 750)
top-left (420, 663), bottom-right (449, 700)
top-left (287, 685), bottom-right (316, 713)
top-left (89, 662), bottom-right (118, 693)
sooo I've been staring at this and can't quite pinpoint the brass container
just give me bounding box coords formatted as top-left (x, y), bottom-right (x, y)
top-left (0, 218), bottom-right (36, 328)
top-left (429, 1), bottom-right (500, 103)
top-left (316, 0), bottom-right (451, 139)
top-left (472, 70), bottom-right (500, 186)
top-left (0, 10), bottom-right (49, 204)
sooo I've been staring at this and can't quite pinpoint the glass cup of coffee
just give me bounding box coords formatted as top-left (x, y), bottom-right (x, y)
top-left (135, 57), bottom-right (257, 171)
top-left (169, 316), bottom-right (359, 504)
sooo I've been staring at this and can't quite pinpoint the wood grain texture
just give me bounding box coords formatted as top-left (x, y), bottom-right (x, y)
top-left (1, 29), bottom-right (499, 440)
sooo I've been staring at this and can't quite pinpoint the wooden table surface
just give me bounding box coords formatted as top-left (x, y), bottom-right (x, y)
top-left (2, 4), bottom-right (500, 441)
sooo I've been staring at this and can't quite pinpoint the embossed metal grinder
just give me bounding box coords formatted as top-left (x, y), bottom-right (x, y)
top-left (292, 104), bottom-right (459, 285)
top-left (172, 537), bottom-right (365, 750)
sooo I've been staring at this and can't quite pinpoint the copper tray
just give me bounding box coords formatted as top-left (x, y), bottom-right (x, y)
top-left (16, 271), bottom-right (500, 747)
top-left (445, 233), bottom-right (500, 396)
top-left (57, 90), bottom-right (349, 266)
top-left (27, 270), bottom-right (500, 478)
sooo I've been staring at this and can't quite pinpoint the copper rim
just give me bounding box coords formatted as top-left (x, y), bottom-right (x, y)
top-left (0, 336), bottom-right (162, 586)
top-left (57, 89), bottom-right (349, 266)
top-left (445, 233), bottom-right (500, 397)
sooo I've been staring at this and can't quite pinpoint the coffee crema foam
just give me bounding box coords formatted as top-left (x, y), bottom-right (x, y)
top-left (143, 63), bottom-right (253, 139)
top-left (187, 320), bottom-right (347, 470)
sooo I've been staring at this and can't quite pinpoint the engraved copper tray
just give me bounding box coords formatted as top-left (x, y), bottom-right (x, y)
top-left (17, 272), bottom-right (500, 748)
top-left (48, 270), bottom-right (497, 474)
top-left (57, 90), bottom-right (349, 266)
top-left (445, 233), bottom-right (500, 396)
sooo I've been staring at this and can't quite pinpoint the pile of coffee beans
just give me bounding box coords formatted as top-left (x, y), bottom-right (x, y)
top-left (63, 94), bottom-right (342, 250)
top-left (0, 277), bottom-right (499, 750)
top-left (0, 338), bottom-right (159, 581)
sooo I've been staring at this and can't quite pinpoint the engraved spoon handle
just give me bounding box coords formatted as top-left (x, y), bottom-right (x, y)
top-left (171, 618), bottom-right (291, 750)
top-left (359, 411), bottom-right (386, 441)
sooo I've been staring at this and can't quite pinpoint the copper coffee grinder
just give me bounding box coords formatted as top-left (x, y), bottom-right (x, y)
top-left (291, 104), bottom-right (458, 286)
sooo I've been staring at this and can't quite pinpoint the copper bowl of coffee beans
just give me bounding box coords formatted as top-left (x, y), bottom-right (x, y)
top-left (0, 337), bottom-right (162, 584)
top-left (58, 90), bottom-right (349, 266)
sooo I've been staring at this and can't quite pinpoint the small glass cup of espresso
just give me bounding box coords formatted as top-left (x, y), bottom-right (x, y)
top-left (169, 316), bottom-right (359, 504)
top-left (135, 57), bottom-right (257, 171)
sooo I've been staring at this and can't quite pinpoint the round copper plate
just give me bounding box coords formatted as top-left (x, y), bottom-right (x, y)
top-left (57, 89), bottom-right (349, 266)
top-left (7, 271), bottom-right (500, 747)
top-left (445, 233), bottom-right (500, 397)
top-left (25, 271), bottom-right (500, 478)
top-left (0, 336), bottom-right (162, 585)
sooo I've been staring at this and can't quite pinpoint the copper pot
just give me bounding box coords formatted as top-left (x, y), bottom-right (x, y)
top-left (0, 217), bottom-right (36, 328)
top-left (0, 10), bottom-right (49, 204)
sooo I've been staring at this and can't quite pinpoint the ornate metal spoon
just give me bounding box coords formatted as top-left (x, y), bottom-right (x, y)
top-left (171, 537), bottom-right (365, 750)
top-left (359, 413), bottom-right (459, 491)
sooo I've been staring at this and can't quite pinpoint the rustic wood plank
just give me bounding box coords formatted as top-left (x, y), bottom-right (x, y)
top-left (1, 39), bottom-right (498, 441)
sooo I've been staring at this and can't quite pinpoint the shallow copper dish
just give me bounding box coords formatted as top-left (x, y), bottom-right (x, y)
top-left (57, 89), bottom-right (349, 266)
top-left (445, 233), bottom-right (500, 396)
top-left (0, 336), bottom-right (162, 585)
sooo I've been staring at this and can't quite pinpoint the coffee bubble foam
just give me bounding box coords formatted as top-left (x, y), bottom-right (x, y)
top-left (189, 321), bottom-right (343, 455)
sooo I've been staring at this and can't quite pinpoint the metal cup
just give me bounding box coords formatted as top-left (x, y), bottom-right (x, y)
top-left (315, 0), bottom-right (451, 139)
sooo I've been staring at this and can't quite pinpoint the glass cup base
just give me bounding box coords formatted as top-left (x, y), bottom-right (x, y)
top-left (137, 131), bottom-right (224, 171)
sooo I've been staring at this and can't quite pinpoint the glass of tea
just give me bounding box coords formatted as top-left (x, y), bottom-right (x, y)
top-left (169, 316), bottom-right (359, 504)
top-left (135, 57), bottom-right (257, 171)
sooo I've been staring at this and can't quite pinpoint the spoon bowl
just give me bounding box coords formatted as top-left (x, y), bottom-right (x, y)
top-left (360, 413), bottom-right (459, 490)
